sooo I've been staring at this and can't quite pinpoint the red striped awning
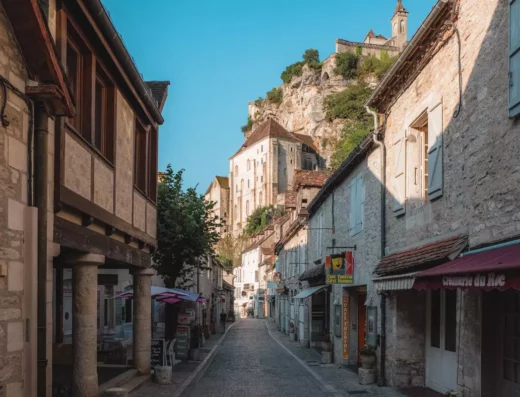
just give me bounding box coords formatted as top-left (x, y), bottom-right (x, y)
top-left (413, 243), bottom-right (520, 291)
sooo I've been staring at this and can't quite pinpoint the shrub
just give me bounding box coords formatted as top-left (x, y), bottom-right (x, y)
top-left (303, 49), bottom-right (319, 64)
top-left (241, 116), bottom-right (253, 134)
top-left (334, 52), bottom-right (359, 80)
top-left (266, 87), bottom-right (283, 104)
top-left (358, 51), bottom-right (398, 79)
top-left (281, 61), bottom-right (304, 84)
top-left (244, 205), bottom-right (285, 236)
top-left (323, 82), bottom-right (373, 122)
top-left (329, 121), bottom-right (371, 170)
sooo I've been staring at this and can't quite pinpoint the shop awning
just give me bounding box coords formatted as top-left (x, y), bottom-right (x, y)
top-left (293, 285), bottom-right (326, 299)
top-left (413, 243), bottom-right (520, 291)
top-left (373, 272), bottom-right (417, 292)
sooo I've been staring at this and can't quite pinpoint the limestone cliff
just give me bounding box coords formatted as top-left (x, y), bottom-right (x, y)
top-left (247, 56), bottom-right (351, 164)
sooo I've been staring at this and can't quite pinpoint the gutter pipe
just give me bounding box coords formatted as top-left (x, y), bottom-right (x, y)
top-left (366, 105), bottom-right (387, 386)
top-left (82, 0), bottom-right (164, 124)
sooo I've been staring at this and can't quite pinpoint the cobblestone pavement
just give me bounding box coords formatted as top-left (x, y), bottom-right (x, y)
top-left (183, 319), bottom-right (332, 397)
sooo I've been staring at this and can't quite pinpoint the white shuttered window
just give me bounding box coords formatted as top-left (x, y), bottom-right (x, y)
top-left (349, 174), bottom-right (365, 236)
top-left (427, 103), bottom-right (444, 200)
top-left (392, 130), bottom-right (407, 215)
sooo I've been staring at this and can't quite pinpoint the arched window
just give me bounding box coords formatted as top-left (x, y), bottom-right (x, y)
top-left (236, 185), bottom-right (238, 193)
top-left (259, 191), bottom-right (263, 206)
top-left (235, 165), bottom-right (238, 176)
top-left (400, 20), bottom-right (405, 34)
top-left (247, 159), bottom-right (251, 171)
top-left (246, 200), bottom-right (250, 216)
top-left (234, 205), bottom-right (237, 218)
top-left (240, 179), bottom-right (244, 191)
top-left (247, 179), bottom-right (250, 188)
top-left (261, 145), bottom-right (263, 153)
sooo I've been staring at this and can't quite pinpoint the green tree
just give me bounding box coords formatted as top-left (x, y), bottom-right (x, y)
top-left (241, 116), bottom-right (254, 134)
top-left (334, 52), bottom-right (359, 80)
top-left (216, 233), bottom-right (248, 269)
top-left (323, 82), bottom-right (373, 122)
top-left (358, 51), bottom-right (397, 79)
top-left (244, 205), bottom-right (285, 236)
top-left (329, 121), bottom-right (371, 170)
top-left (281, 61), bottom-right (304, 84)
top-left (152, 166), bottom-right (221, 288)
top-left (266, 87), bottom-right (283, 103)
top-left (303, 48), bottom-right (320, 64)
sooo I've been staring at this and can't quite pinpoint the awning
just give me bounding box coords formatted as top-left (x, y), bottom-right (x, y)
top-left (299, 264), bottom-right (325, 282)
top-left (413, 243), bottom-right (520, 291)
top-left (373, 272), bottom-right (417, 292)
top-left (114, 286), bottom-right (189, 300)
top-left (293, 285), bottom-right (326, 299)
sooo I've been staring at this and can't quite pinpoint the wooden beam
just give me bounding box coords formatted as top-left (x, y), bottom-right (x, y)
top-left (54, 216), bottom-right (151, 268)
top-left (60, 186), bottom-right (156, 246)
top-left (81, 214), bottom-right (94, 227)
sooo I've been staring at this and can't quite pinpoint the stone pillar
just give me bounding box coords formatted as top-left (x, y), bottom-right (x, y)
top-left (68, 253), bottom-right (104, 397)
top-left (133, 268), bottom-right (154, 374)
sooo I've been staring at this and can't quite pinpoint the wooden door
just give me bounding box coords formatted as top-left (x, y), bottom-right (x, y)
top-left (357, 293), bottom-right (367, 363)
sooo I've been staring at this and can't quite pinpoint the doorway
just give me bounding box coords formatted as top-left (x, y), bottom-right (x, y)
top-left (357, 292), bottom-right (367, 363)
top-left (497, 290), bottom-right (520, 396)
top-left (426, 290), bottom-right (457, 393)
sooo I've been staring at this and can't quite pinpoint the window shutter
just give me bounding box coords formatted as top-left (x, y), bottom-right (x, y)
top-left (428, 103), bottom-right (444, 200)
top-left (392, 131), bottom-right (407, 215)
top-left (510, 0), bottom-right (520, 117)
top-left (349, 180), bottom-right (356, 234)
top-left (357, 175), bottom-right (365, 234)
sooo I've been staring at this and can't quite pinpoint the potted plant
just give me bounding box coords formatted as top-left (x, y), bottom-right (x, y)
top-left (321, 333), bottom-right (332, 352)
top-left (359, 345), bottom-right (376, 369)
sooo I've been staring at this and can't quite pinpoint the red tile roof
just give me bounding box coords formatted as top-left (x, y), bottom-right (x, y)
top-left (294, 170), bottom-right (331, 189)
top-left (232, 119), bottom-right (317, 157)
top-left (374, 235), bottom-right (468, 277)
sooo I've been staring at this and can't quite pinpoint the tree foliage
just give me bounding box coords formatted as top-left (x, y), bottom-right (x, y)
top-left (216, 233), bottom-right (248, 269)
top-left (358, 51), bottom-right (398, 79)
top-left (241, 116), bottom-right (254, 134)
top-left (152, 166), bottom-right (221, 288)
top-left (333, 52), bottom-right (359, 80)
top-left (244, 205), bottom-right (285, 236)
top-left (323, 82), bottom-right (373, 122)
top-left (329, 121), bottom-right (371, 170)
top-left (266, 87), bottom-right (283, 104)
top-left (281, 48), bottom-right (321, 84)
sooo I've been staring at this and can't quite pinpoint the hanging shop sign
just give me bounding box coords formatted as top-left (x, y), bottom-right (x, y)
top-left (342, 296), bottom-right (350, 359)
top-left (326, 252), bottom-right (354, 285)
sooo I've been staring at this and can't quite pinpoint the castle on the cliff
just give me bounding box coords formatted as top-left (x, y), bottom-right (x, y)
top-left (206, 0), bottom-right (409, 237)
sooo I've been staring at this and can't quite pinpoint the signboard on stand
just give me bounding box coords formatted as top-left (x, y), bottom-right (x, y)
top-left (342, 296), bottom-right (350, 359)
top-left (175, 325), bottom-right (191, 360)
top-left (151, 339), bottom-right (165, 367)
top-left (326, 252), bottom-right (354, 285)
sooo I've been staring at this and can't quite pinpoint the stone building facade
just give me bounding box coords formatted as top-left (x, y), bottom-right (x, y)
top-left (229, 119), bottom-right (318, 235)
top-left (366, 0), bottom-right (520, 396)
top-left (0, 1), bottom-right (168, 396)
top-left (204, 176), bottom-right (230, 233)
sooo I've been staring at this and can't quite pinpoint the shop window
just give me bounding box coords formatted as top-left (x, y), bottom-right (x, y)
top-left (445, 289), bottom-right (457, 352)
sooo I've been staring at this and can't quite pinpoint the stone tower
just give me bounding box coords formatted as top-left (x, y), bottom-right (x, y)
top-left (391, 0), bottom-right (408, 50)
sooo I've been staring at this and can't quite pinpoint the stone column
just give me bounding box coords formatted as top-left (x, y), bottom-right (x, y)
top-left (133, 268), bottom-right (154, 374)
top-left (68, 253), bottom-right (104, 397)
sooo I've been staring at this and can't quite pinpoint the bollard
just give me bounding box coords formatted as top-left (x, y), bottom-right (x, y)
top-left (154, 366), bottom-right (172, 385)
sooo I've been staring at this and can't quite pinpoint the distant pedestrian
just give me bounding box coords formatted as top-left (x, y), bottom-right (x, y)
top-left (220, 309), bottom-right (227, 333)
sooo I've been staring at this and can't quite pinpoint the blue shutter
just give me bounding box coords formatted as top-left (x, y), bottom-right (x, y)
top-left (510, 0), bottom-right (520, 117)
top-left (428, 103), bottom-right (444, 200)
top-left (349, 180), bottom-right (356, 235)
top-left (358, 175), bottom-right (365, 233)
top-left (392, 131), bottom-right (407, 215)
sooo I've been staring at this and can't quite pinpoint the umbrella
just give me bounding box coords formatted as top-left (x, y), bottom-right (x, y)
top-left (114, 286), bottom-right (190, 300)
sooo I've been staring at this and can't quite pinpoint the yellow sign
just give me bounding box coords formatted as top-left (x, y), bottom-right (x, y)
top-left (342, 296), bottom-right (350, 359)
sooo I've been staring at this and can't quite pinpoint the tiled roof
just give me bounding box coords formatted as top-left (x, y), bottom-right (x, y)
top-left (285, 191), bottom-right (297, 208)
top-left (294, 170), bottom-right (331, 189)
top-left (145, 81), bottom-right (170, 110)
top-left (232, 119), bottom-right (317, 158)
top-left (299, 264), bottom-right (325, 282)
top-left (374, 235), bottom-right (468, 277)
top-left (216, 176), bottom-right (229, 189)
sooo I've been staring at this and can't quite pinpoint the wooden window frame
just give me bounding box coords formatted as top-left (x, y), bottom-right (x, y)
top-left (64, 18), bottom-right (116, 167)
top-left (134, 118), bottom-right (159, 203)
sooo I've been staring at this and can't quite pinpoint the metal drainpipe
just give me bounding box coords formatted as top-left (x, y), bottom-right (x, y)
top-left (366, 106), bottom-right (387, 386)
top-left (34, 102), bottom-right (49, 397)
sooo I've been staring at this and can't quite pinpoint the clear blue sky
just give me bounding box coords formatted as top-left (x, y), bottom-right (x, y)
top-left (102, 0), bottom-right (437, 193)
